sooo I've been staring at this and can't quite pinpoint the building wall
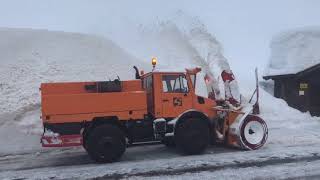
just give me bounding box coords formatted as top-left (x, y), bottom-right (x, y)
top-left (273, 71), bottom-right (320, 116)
top-left (303, 71), bottom-right (320, 116)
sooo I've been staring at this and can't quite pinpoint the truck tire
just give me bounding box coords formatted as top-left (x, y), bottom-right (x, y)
top-left (162, 136), bottom-right (175, 147)
top-left (175, 117), bottom-right (209, 155)
top-left (86, 124), bottom-right (126, 163)
top-left (82, 132), bottom-right (89, 152)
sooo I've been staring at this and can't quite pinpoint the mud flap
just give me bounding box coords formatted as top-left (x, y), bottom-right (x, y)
top-left (228, 108), bottom-right (268, 150)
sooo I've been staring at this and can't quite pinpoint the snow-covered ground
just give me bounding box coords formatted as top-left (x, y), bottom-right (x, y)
top-left (1, 23), bottom-right (320, 179)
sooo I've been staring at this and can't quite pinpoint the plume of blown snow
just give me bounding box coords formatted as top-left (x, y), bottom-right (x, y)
top-left (120, 11), bottom-right (240, 99)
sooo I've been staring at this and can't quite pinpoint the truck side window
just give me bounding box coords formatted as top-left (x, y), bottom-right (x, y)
top-left (143, 75), bottom-right (153, 92)
top-left (147, 75), bottom-right (152, 91)
top-left (162, 75), bottom-right (188, 93)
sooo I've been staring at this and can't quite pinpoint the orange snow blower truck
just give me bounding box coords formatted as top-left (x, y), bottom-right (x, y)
top-left (40, 59), bottom-right (268, 163)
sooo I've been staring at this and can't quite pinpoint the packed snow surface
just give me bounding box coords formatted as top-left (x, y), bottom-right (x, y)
top-left (264, 27), bottom-right (320, 76)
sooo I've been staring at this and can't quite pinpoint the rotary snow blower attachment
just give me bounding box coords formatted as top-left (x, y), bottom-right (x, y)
top-left (40, 58), bottom-right (268, 163)
top-left (205, 68), bottom-right (268, 150)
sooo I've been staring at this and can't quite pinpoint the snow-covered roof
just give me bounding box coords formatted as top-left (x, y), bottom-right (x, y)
top-left (264, 27), bottom-right (320, 76)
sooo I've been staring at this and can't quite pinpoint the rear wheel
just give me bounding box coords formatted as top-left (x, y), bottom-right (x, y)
top-left (175, 117), bottom-right (210, 155)
top-left (86, 124), bottom-right (126, 163)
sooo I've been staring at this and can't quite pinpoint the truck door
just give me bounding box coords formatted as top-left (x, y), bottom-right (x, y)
top-left (161, 74), bottom-right (193, 118)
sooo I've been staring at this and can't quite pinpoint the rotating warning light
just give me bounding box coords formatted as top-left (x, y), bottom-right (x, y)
top-left (152, 57), bottom-right (157, 66)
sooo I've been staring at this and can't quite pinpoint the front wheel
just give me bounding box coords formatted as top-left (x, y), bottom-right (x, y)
top-left (86, 124), bottom-right (126, 163)
top-left (175, 118), bottom-right (210, 155)
top-left (162, 136), bottom-right (175, 148)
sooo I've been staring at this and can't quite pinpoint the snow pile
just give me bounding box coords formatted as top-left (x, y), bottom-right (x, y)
top-left (264, 27), bottom-right (320, 76)
top-left (259, 89), bottom-right (318, 128)
top-left (0, 110), bottom-right (43, 154)
top-left (17, 109), bottom-right (43, 135)
top-left (0, 28), bottom-right (148, 115)
top-left (258, 87), bottom-right (320, 148)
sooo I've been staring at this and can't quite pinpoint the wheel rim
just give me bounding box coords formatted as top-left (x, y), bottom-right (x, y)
top-left (240, 116), bottom-right (268, 150)
top-left (244, 121), bottom-right (265, 145)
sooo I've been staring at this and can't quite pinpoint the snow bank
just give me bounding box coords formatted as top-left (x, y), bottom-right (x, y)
top-left (264, 27), bottom-right (320, 76)
top-left (259, 87), bottom-right (320, 148)
top-left (259, 88), bottom-right (318, 128)
top-left (0, 110), bottom-right (43, 155)
top-left (0, 28), bottom-right (148, 115)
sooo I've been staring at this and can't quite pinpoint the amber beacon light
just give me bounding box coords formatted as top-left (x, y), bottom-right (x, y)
top-left (152, 57), bottom-right (157, 70)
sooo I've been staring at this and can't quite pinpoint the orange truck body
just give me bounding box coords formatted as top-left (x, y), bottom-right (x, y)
top-left (41, 80), bottom-right (147, 124)
top-left (40, 69), bottom-right (218, 147)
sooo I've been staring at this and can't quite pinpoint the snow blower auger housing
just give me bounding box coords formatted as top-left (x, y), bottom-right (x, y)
top-left (40, 61), bottom-right (268, 163)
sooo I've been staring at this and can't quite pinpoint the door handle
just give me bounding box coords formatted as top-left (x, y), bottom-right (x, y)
top-left (163, 99), bottom-right (169, 102)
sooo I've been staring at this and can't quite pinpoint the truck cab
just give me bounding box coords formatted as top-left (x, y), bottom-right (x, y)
top-left (141, 69), bottom-right (216, 120)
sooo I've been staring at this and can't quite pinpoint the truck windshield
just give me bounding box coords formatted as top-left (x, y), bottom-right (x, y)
top-left (162, 75), bottom-right (188, 93)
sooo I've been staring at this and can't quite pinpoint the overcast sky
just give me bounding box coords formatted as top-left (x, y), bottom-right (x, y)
top-left (0, 0), bottom-right (319, 79)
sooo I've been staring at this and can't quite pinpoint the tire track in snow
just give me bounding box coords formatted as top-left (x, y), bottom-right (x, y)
top-left (96, 153), bottom-right (320, 179)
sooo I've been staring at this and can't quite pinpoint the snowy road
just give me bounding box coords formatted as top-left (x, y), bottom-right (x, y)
top-left (0, 143), bottom-right (235, 173)
top-left (1, 106), bottom-right (320, 179)
top-left (2, 135), bottom-right (320, 179)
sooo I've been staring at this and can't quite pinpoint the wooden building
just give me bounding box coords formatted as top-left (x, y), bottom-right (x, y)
top-left (263, 63), bottom-right (320, 116)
